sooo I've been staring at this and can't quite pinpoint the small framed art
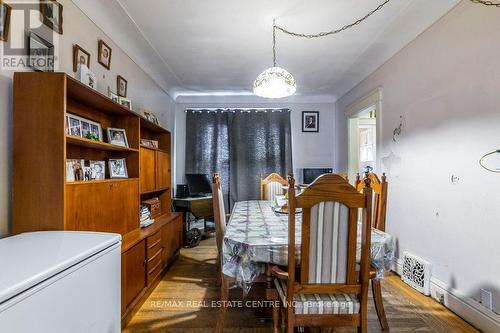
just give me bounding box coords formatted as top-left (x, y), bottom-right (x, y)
top-left (98, 40), bottom-right (112, 70)
top-left (0, 1), bottom-right (12, 42)
top-left (109, 158), bottom-right (128, 178)
top-left (73, 44), bottom-right (90, 72)
top-left (107, 128), bottom-right (128, 147)
top-left (118, 96), bottom-right (131, 109)
top-left (141, 109), bottom-right (160, 126)
top-left (302, 111), bottom-right (319, 133)
top-left (40, 0), bottom-right (63, 34)
top-left (117, 75), bottom-right (127, 97)
top-left (29, 31), bottom-right (54, 72)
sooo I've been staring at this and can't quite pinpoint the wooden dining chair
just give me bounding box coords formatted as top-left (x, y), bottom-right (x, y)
top-left (355, 171), bottom-right (389, 331)
top-left (260, 172), bottom-right (288, 202)
top-left (211, 173), bottom-right (226, 282)
top-left (272, 174), bottom-right (373, 333)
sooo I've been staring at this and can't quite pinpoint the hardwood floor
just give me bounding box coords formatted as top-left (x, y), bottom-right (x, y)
top-left (123, 237), bottom-right (479, 333)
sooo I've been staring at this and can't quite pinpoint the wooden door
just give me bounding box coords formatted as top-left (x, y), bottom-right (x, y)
top-left (161, 217), bottom-right (183, 268)
top-left (140, 147), bottom-right (156, 192)
top-left (122, 240), bottom-right (146, 312)
top-left (65, 179), bottom-right (139, 234)
top-left (156, 150), bottom-right (171, 190)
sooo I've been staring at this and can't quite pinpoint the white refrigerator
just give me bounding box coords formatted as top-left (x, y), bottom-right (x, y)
top-left (0, 231), bottom-right (121, 333)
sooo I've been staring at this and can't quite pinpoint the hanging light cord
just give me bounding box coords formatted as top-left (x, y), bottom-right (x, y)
top-left (479, 149), bottom-right (500, 173)
top-left (469, 0), bottom-right (500, 7)
top-left (274, 0), bottom-right (391, 39)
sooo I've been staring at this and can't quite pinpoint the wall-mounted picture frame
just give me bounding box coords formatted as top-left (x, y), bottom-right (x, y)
top-left (98, 40), bottom-right (112, 70)
top-left (73, 44), bottom-right (90, 72)
top-left (0, 1), bottom-right (12, 42)
top-left (66, 113), bottom-right (102, 141)
top-left (302, 111), bottom-right (319, 133)
top-left (118, 96), bottom-right (131, 110)
top-left (107, 127), bottom-right (129, 147)
top-left (117, 75), bottom-right (127, 97)
top-left (109, 158), bottom-right (128, 178)
top-left (141, 109), bottom-right (160, 126)
top-left (40, 0), bottom-right (63, 35)
top-left (28, 31), bottom-right (54, 72)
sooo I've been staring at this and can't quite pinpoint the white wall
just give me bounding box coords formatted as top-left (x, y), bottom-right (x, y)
top-left (335, 0), bottom-right (500, 318)
top-left (0, 0), bottom-right (175, 237)
top-left (174, 101), bottom-right (335, 186)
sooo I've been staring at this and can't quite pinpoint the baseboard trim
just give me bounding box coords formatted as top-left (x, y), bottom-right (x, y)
top-left (392, 258), bottom-right (500, 333)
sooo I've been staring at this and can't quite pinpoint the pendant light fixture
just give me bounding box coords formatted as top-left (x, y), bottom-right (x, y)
top-left (252, 0), bottom-right (392, 99)
top-left (253, 20), bottom-right (296, 99)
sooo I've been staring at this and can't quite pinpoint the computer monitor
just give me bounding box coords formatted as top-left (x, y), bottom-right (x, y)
top-left (302, 168), bottom-right (333, 184)
top-left (185, 174), bottom-right (212, 197)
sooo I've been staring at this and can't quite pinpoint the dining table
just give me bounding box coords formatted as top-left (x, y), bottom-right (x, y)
top-left (222, 200), bottom-right (395, 294)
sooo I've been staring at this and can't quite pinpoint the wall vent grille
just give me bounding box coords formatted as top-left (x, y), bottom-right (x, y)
top-left (401, 251), bottom-right (431, 295)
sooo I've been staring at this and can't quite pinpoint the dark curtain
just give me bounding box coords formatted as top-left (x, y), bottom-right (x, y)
top-left (229, 111), bottom-right (293, 204)
top-left (185, 111), bottom-right (230, 198)
top-left (185, 109), bottom-right (293, 208)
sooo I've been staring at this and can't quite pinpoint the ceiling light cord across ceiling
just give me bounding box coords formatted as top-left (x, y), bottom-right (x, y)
top-left (274, 0), bottom-right (391, 39)
top-left (469, 0), bottom-right (500, 7)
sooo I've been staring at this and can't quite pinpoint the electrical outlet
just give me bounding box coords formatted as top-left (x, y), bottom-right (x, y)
top-left (480, 289), bottom-right (493, 310)
top-left (451, 174), bottom-right (460, 184)
top-left (434, 291), bottom-right (445, 304)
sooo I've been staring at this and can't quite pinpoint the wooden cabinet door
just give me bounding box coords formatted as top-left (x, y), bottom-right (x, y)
top-left (171, 217), bottom-right (182, 254)
top-left (122, 240), bottom-right (146, 312)
top-left (140, 147), bottom-right (156, 192)
top-left (65, 179), bottom-right (139, 234)
top-left (160, 217), bottom-right (182, 268)
top-left (156, 150), bottom-right (171, 190)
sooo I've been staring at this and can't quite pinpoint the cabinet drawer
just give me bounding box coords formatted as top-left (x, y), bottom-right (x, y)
top-left (147, 253), bottom-right (163, 285)
top-left (147, 231), bottom-right (162, 250)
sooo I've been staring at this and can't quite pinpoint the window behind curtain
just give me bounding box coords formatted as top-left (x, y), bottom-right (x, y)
top-left (184, 109), bottom-right (293, 207)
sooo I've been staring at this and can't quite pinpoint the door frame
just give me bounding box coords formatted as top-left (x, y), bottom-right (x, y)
top-left (345, 87), bottom-right (383, 181)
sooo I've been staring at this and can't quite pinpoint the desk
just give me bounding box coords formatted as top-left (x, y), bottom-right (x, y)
top-left (173, 196), bottom-right (213, 245)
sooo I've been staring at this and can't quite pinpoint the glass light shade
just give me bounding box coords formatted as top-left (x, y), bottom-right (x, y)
top-left (253, 66), bottom-right (296, 99)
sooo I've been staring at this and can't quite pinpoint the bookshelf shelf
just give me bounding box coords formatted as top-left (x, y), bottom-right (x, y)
top-left (67, 135), bottom-right (139, 152)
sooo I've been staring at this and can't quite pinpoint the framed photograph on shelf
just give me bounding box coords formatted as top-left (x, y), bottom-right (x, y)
top-left (98, 40), bottom-right (112, 70)
top-left (141, 109), bottom-right (160, 126)
top-left (73, 44), bottom-right (90, 72)
top-left (302, 111), bottom-right (319, 133)
top-left (90, 160), bottom-right (106, 180)
top-left (140, 139), bottom-right (158, 149)
top-left (109, 158), bottom-right (128, 178)
top-left (29, 31), bottom-right (54, 72)
top-left (66, 159), bottom-right (84, 182)
top-left (66, 113), bottom-right (102, 141)
top-left (40, 0), bottom-right (63, 34)
top-left (107, 127), bottom-right (128, 147)
top-left (118, 96), bottom-right (131, 109)
top-left (0, 1), bottom-right (12, 42)
top-left (109, 91), bottom-right (119, 103)
top-left (117, 75), bottom-right (127, 97)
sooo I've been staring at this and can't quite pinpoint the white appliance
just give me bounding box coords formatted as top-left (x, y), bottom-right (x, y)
top-left (0, 231), bottom-right (121, 333)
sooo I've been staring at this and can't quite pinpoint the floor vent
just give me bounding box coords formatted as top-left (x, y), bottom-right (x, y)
top-left (401, 251), bottom-right (431, 295)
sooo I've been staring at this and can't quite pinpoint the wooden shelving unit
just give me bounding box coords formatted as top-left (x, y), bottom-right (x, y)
top-left (12, 72), bottom-right (181, 326)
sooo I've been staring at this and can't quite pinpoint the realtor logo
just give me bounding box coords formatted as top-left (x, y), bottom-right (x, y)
top-left (1, 1), bottom-right (60, 71)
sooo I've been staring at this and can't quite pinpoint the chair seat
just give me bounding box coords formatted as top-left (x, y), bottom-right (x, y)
top-left (273, 279), bottom-right (360, 315)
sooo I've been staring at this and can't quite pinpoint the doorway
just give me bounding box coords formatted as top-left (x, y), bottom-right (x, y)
top-left (346, 88), bottom-right (382, 181)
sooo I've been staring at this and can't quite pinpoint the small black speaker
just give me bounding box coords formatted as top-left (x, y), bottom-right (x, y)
top-left (176, 184), bottom-right (189, 198)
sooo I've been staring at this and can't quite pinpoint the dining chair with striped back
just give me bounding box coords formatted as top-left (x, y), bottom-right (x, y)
top-left (211, 173), bottom-right (226, 284)
top-left (355, 171), bottom-right (389, 331)
top-left (260, 173), bottom-right (288, 202)
top-left (272, 174), bottom-right (373, 333)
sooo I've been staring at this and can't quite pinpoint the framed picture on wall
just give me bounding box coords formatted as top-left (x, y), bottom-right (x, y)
top-left (117, 75), bottom-right (127, 97)
top-left (40, 0), bottom-right (63, 35)
top-left (98, 40), bottom-right (112, 70)
top-left (28, 31), bottom-right (54, 72)
top-left (73, 44), bottom-right (90, 72)
top-left (0, 0), bottom-right (12, 42)
top-left (302, 111), bottom-right (319, 132)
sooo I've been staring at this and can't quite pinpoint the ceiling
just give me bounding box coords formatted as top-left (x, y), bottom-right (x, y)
top-left (75, 0), bottom-right (460, 102)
